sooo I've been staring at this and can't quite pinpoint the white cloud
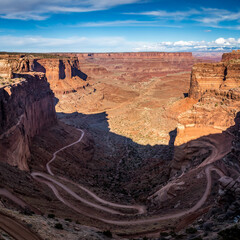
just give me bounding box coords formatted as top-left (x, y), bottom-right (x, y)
top-left (127, 9), bottom-right (200, 21)
top-left (127, 7), bottom-right (240, 29)
top-left (0, 35), bottom-right (239, 52)
top-left (215, 38), bottom-right (226, 44)
top-left (72, 20), bottom-right (182, 28)
top-left (0, 0), bottom-right (141, 20)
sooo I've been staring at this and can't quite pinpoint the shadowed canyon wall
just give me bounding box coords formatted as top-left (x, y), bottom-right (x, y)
top-left (0, 57), bottom-right (56, 170)
top-left (31, 57), bottom-right (88, 94)
top-left (175, 50), bottom-right (240, 145)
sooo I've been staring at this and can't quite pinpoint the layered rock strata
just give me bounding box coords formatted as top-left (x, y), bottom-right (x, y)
top-left (0, 72), bottom-right (56, 170)
top-left (31, 57), bottom-right (88, 94)
top-left (222, 50), bottom-right (240, 62)
top-left (175, 51), bottom-right (240, 145)
top-left (0, 55), bottom-right (29, 79)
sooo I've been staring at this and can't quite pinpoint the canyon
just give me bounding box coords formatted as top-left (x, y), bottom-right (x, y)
top-left (0, 51), bottom-right (239, 240)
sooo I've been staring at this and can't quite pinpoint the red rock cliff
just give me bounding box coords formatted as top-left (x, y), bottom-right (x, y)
top-left (0, 72), bottom-right (56, 170)
top-left (31, 57), bottom-right (88, 94)
top-left (222, 50), bottom-right (240, 62)
top-left (189, 53), bottom-right (240, 99)
top-left (0, 55), bottom-right (30, 79)
top-left (175, 51), bottom-right (240, 145)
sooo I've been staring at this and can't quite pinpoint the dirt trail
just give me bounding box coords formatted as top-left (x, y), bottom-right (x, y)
top-left (32, 128), bottom-right (145, 215)
top-left (0, 126), bottom-right (234, 239)
top-left (0, 188), bottom-right (28, 209)
top-left (0, 213), bottom-right (42, 240)
top-left (46, 129), bottom-right (85, 176)
top-left (32, 127), bottom-right (233, 226)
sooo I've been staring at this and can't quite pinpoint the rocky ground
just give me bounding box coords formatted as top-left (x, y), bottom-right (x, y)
top-left (56, 55), bottom-right (194, 146)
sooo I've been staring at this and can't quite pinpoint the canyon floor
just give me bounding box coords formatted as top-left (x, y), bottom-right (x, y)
top-left (1, 52), bottom-right (240, 240)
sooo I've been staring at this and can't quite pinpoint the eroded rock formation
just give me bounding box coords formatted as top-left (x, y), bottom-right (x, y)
top-left (0, 56), bottom-right (56, 170)
top-left (31, 57), bottom-right (88, 94)
top-left (222, 49), bottom-right (240, 62)
top-left (0, 55), bottom-right (29, 79)
top-left (175, 51), bottom-right (240, 145)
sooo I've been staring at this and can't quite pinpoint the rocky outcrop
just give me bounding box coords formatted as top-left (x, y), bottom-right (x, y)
top-left (222, 50), bottom-right (240, 62)
top-left (31, 57), bottom-right (88, 94)
top-left (0, 72), bottom-right (56, 170)
top-left (189, 63), bottom-right (226, 99)
top-left (222, 62), bottom-right (240, 90)
top-left (0, 55), bottom-right (29, 79)
top-left (175, 51), bottom-right (240, 145)
top-left (189, 61), bottom-right (240, 100)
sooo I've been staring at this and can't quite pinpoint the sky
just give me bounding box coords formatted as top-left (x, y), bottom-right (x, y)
top-left (0, 0), bottom-right (240, 52)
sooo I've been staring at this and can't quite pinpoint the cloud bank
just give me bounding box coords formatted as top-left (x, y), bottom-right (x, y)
top-left (0, 0), bottom-right (140, 20)
top-left (0, 36), bottom-right (239, 52)
top-left (127, 8), bottom-right (240, 29)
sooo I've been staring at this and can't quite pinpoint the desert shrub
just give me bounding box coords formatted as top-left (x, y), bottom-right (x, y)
top-left (64, 218), bottom-right (72, 222)
top-left (54, 223), bottom-right (63, 230)
top-left (186, 227), bottom-right (197, 234)
top-left (160, 232), bottom-right (169, 236)
top-left (218, 225), bottom-right (240, 240)
top-left (47, 214), bottom-right (55, 218)
top-left (102, 230), bottom-right (112, 238)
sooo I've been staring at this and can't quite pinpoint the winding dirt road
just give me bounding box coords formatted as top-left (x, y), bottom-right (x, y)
top-left (31, 127), bottom-right (233, 226)
top-left (0, 126), bottom-right (234, 239)
top-left (0, 189), bottom-right (43, 240)
top-left (0, 188), bottom-right (28, 209)
top-left (46, 129), bottom-right (85, 176)
top-left (0, 213), bottom-right (42, 240)
top-left (32, 129), bottom-right (146, 216)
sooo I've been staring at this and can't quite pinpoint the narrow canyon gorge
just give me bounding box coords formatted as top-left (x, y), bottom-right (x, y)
top-left (0, 50), bottom-right (239, 240)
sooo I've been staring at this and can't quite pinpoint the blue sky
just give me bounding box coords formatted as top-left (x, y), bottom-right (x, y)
top-left (0, 0), bottom-right (240, 52)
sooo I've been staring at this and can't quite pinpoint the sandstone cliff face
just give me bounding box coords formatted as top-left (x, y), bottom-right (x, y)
top-left (189, 61), bottom-right (240, 99)
top-left (31, 57), bottom-right (88, 94)
top-left (0, 72), bottom-right (56, 170)
top-left (0, 55), bottom-right (29, 79)
top-left (222, 50), bottom-right (240, 62)
top-left (175, 52), bottom-right (240, 146)
top-left (189, 63), bottom-right (226, 99)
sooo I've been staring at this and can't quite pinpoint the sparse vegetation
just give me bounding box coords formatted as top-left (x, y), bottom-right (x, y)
top-left (64, 218), bottom-right (72, 222)
top-left (54, 223), bottom-right (63, 230)
top-left (160, 231), bottom-right (169, 236)
top-left (186, 227), bottom-right (197, 234)
top-left (47, 213), bottom-right (55, 218)
top-left (102, 230), bottom-right (112, 238)
top-left (218, 225), bottom-right (240, 240)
